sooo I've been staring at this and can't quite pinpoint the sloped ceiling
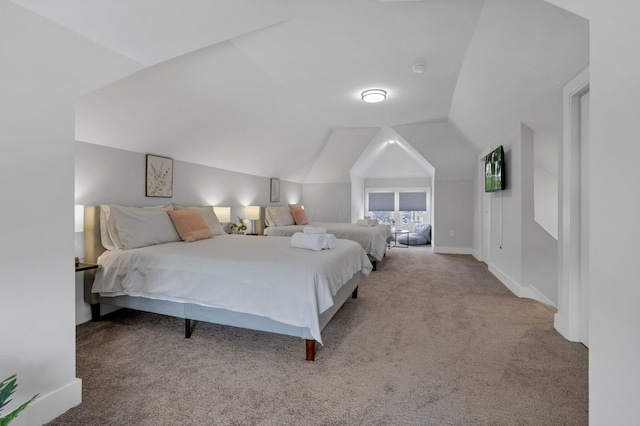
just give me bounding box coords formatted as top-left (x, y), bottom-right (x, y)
top-left (449, 0), bottom-right (589, 154)
top-left (75, 40), bottom-right (331, 182)
top-left (351, 127), bottom-right (435, 179)
top-left (11, 0), bottom-right (292, 66)
top-left (12, 0), bottom-right (589, 184)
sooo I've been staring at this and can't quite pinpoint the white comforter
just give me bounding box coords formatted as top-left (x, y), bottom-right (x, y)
top-left (264, 222), bottom-right (392, 261)
top-left (93, 235), bottom-right (372, 343)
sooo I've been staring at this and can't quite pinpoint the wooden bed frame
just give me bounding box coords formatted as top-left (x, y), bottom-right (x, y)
top-left (83, 206), bottom-right (360, 361)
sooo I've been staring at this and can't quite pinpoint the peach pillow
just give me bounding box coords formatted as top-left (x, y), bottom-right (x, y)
top-left (290, 206), bottom-right (309, 225)
top-left (167, 210), bottom-right (213, 242)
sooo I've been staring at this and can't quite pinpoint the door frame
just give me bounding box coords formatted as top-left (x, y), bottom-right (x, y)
top-left (555, 67), bottom-right (589, 345)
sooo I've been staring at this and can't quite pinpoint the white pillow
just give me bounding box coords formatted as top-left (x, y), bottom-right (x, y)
top-left (109, 205), bottom-right (180, 249)
top-left (266, 205), bottom-right (295, 227)
top-left (100, 205), bottom-right (173, 250)
top-left (173, 205), bottom-right (226, 235)
top-left (99, 205), bottom-right (120, 250)
top-left (264, 207), bottom-right (275, 227)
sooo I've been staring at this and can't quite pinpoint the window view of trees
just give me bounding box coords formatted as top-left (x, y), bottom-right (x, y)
top-left (366, 189), bottom-right (428, 225)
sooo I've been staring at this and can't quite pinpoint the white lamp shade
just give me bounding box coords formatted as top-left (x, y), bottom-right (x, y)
top-left (75, 205), bottom-right (84, 233)
top-left (245, 206), bottom-right (260, 221)
top-left (213, 206), bottom-right (231, 223)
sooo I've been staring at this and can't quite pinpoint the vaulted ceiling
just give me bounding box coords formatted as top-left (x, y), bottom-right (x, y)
top-left (13, 0), bottom-right (589, 183)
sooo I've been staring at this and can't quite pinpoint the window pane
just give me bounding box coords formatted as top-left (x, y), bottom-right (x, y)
top-left (399, 192), bottom-right (427, 211)
top-left (401, 211), bottom-right (425, 224)
top-left (368, 211), bottom-right (394, 223)
top-left (368, 192), bottom-right (394, 211)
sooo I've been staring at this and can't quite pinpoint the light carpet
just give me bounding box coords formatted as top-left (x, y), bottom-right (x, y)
top-left (48, 245), bottom-right (588, 425)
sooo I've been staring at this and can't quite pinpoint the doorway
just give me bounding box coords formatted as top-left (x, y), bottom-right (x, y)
top-left (555, 67), bottom-right (589, 347)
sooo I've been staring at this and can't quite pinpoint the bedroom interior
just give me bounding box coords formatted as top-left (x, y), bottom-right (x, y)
top-left (2, 0), bottom-right (639, 425)
top-left (49, 246), bottom-right (588, 425)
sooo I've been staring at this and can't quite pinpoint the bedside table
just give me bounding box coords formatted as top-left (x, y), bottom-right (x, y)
top-left (76, 262), bottom-right (99, 272)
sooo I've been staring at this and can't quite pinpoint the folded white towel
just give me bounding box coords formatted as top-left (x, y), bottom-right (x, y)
top-left (356, 219), bottom-right (376, 227)
top-left (291, 232), bottom-right (328, 251)
top-left (324, 234), bottom-right (336, 250)
top-left (303, 226), bottom-right (327, 234)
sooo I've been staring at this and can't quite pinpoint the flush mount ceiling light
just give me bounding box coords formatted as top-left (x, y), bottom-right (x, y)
top-left (361, 89), bottom-right (386, 103)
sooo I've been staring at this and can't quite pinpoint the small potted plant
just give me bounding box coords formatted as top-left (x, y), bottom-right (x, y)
top-left (1, 374), bottom-right (38, 425)
top-left (228, 217), bottom-right (247, 235)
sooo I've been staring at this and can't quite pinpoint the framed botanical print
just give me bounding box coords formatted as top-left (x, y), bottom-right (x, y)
top-left (270, 178), bottom-right (280, 202)
top-left (146, 154), bottom-right (173, 198)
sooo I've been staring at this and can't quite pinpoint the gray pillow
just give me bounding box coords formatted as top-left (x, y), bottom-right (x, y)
top-left (110, 205), bottom-right (181, 249)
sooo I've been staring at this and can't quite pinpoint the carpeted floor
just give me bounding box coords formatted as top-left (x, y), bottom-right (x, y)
top-left (48, 245), bottom-right (588, 425)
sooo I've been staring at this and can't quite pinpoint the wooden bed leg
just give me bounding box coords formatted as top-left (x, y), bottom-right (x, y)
top-left (91, 303), bottom-right (101, 321)
top-left (185, 319), bottom-right (192, 338)
top-left (352, 286), bottom-right (358, 299)
top-left (306, 339), bottom-right (315, 361)
top-left (372, 260), bottom-right (377, 271)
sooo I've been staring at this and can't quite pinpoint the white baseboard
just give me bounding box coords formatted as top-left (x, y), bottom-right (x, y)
top-left (433, 246), bottom-right (474, 255)
top-left (488, 263), bottom-right (557, 309)
top-left (554, 312), bottom-right (581, 342)
top-left (488, 264), bottom-right (520, 296)
top-left (12, 378), bottom-right (82, 426)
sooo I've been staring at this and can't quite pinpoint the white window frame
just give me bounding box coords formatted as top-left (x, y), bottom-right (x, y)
top-left (365, 187), bottom-right (430, 230)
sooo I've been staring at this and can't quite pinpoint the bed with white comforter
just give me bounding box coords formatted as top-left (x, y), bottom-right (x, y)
top-left (264, 222), bottom-right (391, 262)
top-left (94, 235), bottom-right (371, 344)
top-left (84, 204), bottom-right (372, 361)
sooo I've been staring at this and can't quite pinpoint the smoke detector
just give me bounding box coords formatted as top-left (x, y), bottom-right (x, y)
top-left (412, 63), bottom-right (426, 74)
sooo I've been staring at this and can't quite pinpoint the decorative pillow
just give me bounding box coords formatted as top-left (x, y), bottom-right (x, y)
top-left (290, 206), bottom-right (308, 225)
top-left (173, 204), bottom-right (226, 235)
top-left (167, 210), bottom-right (213, 242)
top-left (265, 206), bottom-right (295, 227)
top-left (109, 205), bottom-right (180, 249)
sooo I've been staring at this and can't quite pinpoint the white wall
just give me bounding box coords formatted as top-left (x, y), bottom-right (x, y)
top-left (477, 125), bottom-right (558, 308)
top-left (533, 132), bottom-right (559, 238)
top-left (432, 180), bottom-right (474, 253)
top-left (0, 2), bottom-right (142, 424)
top-left (483, 139), bottom-right (523, 298)
top-left (75, 142), bottom-right (301, 212)
top-left (364, 177), bottom-right (431, 189)
top-left (588, 2), bottom-right (640, 424)
top-left (521, 125), bottom-right (558, 307)
top-left (350, 174), bottom-right (365, 223)
top-left (301, 183), bottom-right (352, 222)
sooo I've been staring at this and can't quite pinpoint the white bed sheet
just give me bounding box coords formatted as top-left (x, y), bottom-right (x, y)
top-left (263, 222), bottom-right (391, 261)
top-left (93, 235), bottom-right (372, 343)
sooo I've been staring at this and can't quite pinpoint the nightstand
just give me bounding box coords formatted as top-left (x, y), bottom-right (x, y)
top-left (75, 262), bottom-right (100, 320)
top-left (76, 262), bottom-right (99, 272)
